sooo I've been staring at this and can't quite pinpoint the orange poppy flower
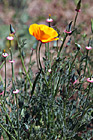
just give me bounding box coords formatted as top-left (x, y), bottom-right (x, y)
top-left (29, 24), bottom-right (59, 43)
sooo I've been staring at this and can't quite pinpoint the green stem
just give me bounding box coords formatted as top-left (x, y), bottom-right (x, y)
top-left (0, 123), bottom-right (16, 140)
top-left (47, 42), bottom-right (51, 68)
top-left (9, 47), bottom-right (15, 86)
top-left (69, 50), bottom-right (79, 74)
top-left (57, 34), bottom-right (67, 57)
top-left (4, 58), bottom-right (6, 96)
top-left (15, 34), bottom-right (32, 90)
top-left (36, 41), bottom-right (39, 69)
top-left (31, 70), bottom-right (41, 96)
top-left (28, 49), bottom-right (33, 72)
top-left (16, 94), bottom-right (19, 140)
top-left (84, 50), bottom-right (88, 76)
top-left (67, 50), bottom-right (79, 96)
top-left (38, 42), bottom-right (42, 70)
top-left (74, 12), bottom-right (78, 28)
top-left (0, 56), bottom-right (9, 70)
top-left (19, 49), bottom-right (32, 90)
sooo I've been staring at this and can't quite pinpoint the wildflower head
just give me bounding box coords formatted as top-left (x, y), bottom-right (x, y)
top-left (29, 24), bottom-right (59, 43)
top-left (7, 34), bottom-right (14, 41)
top-left (2, 50), bottom-right (8, 58)
top-left (85, 46), bottom-right (92, 50)
top-left (64, 29), bottom-right (72, 34)
top-left (48, 69), bottom-right (52, 73)
top-left (9, 60), bottom-right (15, 63)
top-left (13, 89), bottom-right (19, 94)
top-left (64, 21), bottom-right (73, 35)
top-left (46, 14), bottom-right (53, 23)
top-left (87, 78), bottom-right (93, 83)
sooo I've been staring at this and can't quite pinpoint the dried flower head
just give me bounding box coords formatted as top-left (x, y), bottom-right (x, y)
top-left (2, 50), bottom-right (8, 57)
top-left (13, 89), bottom-right (19, 94)
top-left (85, 46), bottom-right (92, 50)
top-left (7, 34), bottom-right (14, 40)
top-left (9, 60), bottom-right (15, 63)
top-left (48, 69), bottom-right (52, 73)
top-left (87, 78), bottom-right (93, 83)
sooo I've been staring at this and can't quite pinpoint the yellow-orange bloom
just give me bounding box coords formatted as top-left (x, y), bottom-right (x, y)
top-left (29, 24), bottom-right (59, 43)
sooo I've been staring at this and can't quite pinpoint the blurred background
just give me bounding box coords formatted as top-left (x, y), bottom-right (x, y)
top-left (0, 0), bottom-right (93, 49)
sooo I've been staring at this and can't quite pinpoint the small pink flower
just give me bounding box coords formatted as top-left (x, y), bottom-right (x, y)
top-left (13, 89), bottom-right (19, 94)
top-left (48, 69), bottom-right (52, 73)
top-left (64, 29), bottom-right (72, 34)
top-left (87, 78), bottom-right (93, 83)
top-left (2, 53), bottom-right (8, 58)
top-left (9, 60), bottom-right (15, 63)
top-left (0, 91), bottom-right (4, 95)
top-left (6, 36), bottom-right (14, 40)
top-left (73, 80), bottom-right (78, 85)
top-left (46, 18), bottom-right (53, 23)
top-left (85, 46), bottom-right (92, 50)
top-left (75, 9), bottom-right (81, 12)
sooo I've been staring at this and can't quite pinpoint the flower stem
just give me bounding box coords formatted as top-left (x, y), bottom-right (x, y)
top-left (15, 34), bottom-right (32, 90)
top-left (67, 50), bottom-right (79, 96)
top-left (36, 41), bottom-right (39, 69)
top-left (57, 34), bottom-right (67, 57)
top-left (38, 42), bottom-right (42, 70)
top-left (69, 50), bottom-right (79, 74)
top-left (9, 47), bottom-right (15, 86)
top-left (16, 94), bottom-right (20, 140)
top-left (47, 42), bottom-right (51, 68)
top-left (4, 58), bottom-right (6, 96)
top-left (74, 12), bottom-right (78, 28)
top-left (19, 48), bottom-right (32, 90)
top-left (84, 50), bottom-right (88, 76)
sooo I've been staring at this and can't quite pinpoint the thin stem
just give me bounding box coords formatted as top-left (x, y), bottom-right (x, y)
top-left (19, 49), bottom-right (32, 90)
top-left (0, 55), bottom-right (9, 70)
top-left (84, 50), bottom-right (88, 76)
top-left (28, 49), bottom-right (33, 72)
top-left (69, 50), bottom-right (79, 74)
top-left (4, 58), bottom-right (6, 96)
top-left (47, 42), bottom-right (51, 68)
top-left (67, 50), bottom-right (79, 97)
top-left (57, 34), bottom-right (67, 57)
top-left (36, 41), bottom-right (39, 69)
top-left (0, 123), bottom-right (16, 140)
top-left (15, 34), bottom-right (32, 90)
top-left (9, 47), bottom-right (15, 86)
top-left (16, 94), bottom-right (19, 140)
top-left (38, 42), bottom-right (42, 70)
top-left (74, 12), bottom-right (78, 28)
